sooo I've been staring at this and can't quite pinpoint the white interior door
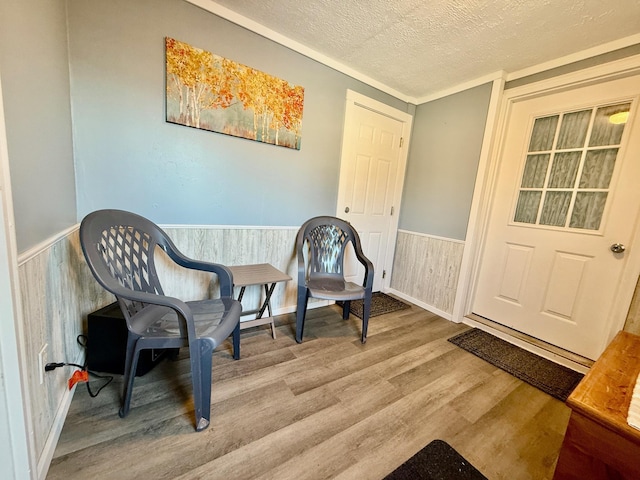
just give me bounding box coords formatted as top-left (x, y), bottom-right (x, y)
top-left (336, 91), bottom-right (411, 292)
top-left (472, 73), bottom-right (640, 360)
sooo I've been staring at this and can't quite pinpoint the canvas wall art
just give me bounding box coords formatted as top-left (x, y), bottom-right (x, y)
top-left (165, 37), bottom-right (304, 150)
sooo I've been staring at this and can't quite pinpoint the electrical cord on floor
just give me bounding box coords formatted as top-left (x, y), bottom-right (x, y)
top-left (44, 335), bottom-right (114, 398)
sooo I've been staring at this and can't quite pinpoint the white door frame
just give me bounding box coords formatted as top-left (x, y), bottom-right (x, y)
top-left (456, 55), bottom-right (640, 348)
top-left (0, 74), bottom-right (35, 478)
top-left (336, 89), bottom-right (413, 291)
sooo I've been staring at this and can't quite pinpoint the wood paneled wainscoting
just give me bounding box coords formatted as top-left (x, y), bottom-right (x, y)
top-left (18, 227), bottom-right (112, 479)
top-left (389, 230), bottom-right (464, 319)
top-left (159, 226), bottom-right (300, 314)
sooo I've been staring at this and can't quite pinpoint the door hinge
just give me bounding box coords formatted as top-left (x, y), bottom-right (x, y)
top-left (382, 270), bottom-right (386, 279)
top-left (399, 137), bottom-right (404, 148)
top-left (390, 206), bottom-right (394, 216)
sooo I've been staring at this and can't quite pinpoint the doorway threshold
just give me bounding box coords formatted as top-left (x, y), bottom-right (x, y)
top-left (464, 314), bottom-right (593, 374)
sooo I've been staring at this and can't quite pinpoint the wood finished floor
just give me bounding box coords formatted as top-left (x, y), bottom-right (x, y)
top-left (47, 303), bottom-right (571, 480)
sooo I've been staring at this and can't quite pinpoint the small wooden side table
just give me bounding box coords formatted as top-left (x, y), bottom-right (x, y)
top-left (228, 263), bottom-right (291, 339)
top-left (553, 331), bottom-right (640, 479)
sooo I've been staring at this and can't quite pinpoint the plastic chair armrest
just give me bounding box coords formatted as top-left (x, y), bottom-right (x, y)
top-left (352, 243), bottom-right (374, 289)
top-left (112, 287), bottom-right (197, 339)
top-left (162, 246), bottom-right (234, 297)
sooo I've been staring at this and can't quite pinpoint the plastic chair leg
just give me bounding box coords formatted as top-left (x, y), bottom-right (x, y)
top-left (232, 321), bottom-right (240, 360)
top-left (295, 290), bottom-right (309, 343)
top-left (190, 338), bottom-right (214, 432)
top-left (361, 296), bottom-right (371, 344)
top-left (119, 336), bottom-right (140, 418)
top-left (342, 301), bottom-right (350, 320)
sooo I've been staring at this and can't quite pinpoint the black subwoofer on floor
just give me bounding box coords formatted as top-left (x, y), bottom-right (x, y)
top-left (86, 302), bottom-right (170, 376)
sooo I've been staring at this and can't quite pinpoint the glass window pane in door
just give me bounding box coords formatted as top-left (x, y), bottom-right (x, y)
top-left (556, 110), bottom-right (591, 149)
top-left (521, 154), bottom-right (550, 188)
top-left (514, 191), bottom-right (542, 224)
top-left (528, 116), bottom-right (558, 152)
top-left (548, 151), bottom-right (581, 188)
top-left (539, 192), bottom-right (572, 226)
top-left (589, 103), bottom-right (631, 146)
top-left (578, 148), bottom-right (618, 189)
top-left (569, 192), bottom-right (608, 230)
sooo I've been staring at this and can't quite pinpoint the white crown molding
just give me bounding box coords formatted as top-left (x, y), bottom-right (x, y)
top-left (504, 52), bottom-right (640, 99)
top-left (182, 3), bottom-right (640, 106)
top-left (506, 33), bottom-right (640, 82)
top-left (414, 71), bottom-right (507, 105)
top-left (184, 0), bottom-right (412, 103)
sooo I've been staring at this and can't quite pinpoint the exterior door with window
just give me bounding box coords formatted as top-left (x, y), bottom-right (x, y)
top-left (472, 73), bottom-right (640, 360)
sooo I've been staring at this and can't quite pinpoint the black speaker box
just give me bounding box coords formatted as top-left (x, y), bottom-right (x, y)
top-left (87, 302), bottom-right (168, 376)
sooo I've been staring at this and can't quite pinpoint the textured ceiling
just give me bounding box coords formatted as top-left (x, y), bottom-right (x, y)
top-left (205, 0), bottom-right (640, 101)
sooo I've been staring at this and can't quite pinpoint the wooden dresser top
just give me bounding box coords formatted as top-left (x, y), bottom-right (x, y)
top-left (568, 331), bottom-right (640, 443)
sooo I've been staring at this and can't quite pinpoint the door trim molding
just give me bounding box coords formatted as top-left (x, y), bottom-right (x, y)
top-left (458, 53), bottom-right (640, 353)
top-left (0, 74), bottom-right (36, 477)
top-left (453, 76), bottom-right (506, 322)
top-left (337, 90), bottom-right (413, 291)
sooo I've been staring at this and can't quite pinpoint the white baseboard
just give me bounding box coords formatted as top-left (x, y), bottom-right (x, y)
top-left (386, 288), bottom-right (454, 321)
top-left (37, 384), bottom-right (76, 480)
top-left (37, 351), bottom-right (85, 480)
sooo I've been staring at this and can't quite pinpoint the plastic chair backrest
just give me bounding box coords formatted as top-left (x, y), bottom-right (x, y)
top-left (80, 209), bottom-right (180, 321)
top-left (298, 216), bottom-right (357, 279)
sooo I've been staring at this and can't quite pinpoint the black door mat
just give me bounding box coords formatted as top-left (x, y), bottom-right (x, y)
top-left (384, 439), bottom-right (487, 480)
top-left (448, 328), bottom-right (584, 401)
top-left (345, 292), bottom-right (410, 319)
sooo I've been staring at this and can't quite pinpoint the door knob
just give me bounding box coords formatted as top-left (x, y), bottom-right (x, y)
top-left (610, 243), bottom-right (626, 254)
top-left (344, 207), bottom-right (350, 213)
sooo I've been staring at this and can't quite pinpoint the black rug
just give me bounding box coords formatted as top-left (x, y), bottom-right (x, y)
top-left (448, 329), bottom-right (584, 402)
top-left (384, 440), bottom-right (487, 480)
top-left (347, 292), bottom-right (410, 319)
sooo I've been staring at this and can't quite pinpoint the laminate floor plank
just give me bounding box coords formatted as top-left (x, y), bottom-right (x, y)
top-left (448, 369), bottom-right (523, 424)
top-left (329, 313), bottom-right (464, 372)
top-left (507, 398), bottom-right (570, 478)
top-left (450, 382), bottom-right (570, 480)
top-left (48, 303), bottom-right (572, 480)
top-left (173, 400), bottom-right (358, 479)
top-left (331, 403), bottom-right (471, 480)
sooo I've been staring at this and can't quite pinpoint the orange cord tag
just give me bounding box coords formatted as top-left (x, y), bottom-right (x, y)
top-left (68, 370), bottom-right (89, 390)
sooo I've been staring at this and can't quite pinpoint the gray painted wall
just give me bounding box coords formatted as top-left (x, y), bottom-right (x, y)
top-left (0, 0), bottom-right (76, 253)
top-left (399, 83), bottom-right (492, 240)
top-left (67, 0), bottom-right (410, 227)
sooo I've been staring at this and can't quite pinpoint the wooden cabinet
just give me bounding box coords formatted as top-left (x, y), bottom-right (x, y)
top-left (553, 331), bottom-right (640, 479)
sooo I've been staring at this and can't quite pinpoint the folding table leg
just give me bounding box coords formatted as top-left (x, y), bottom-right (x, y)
top-left (258, 283), bottom-right (277, 339)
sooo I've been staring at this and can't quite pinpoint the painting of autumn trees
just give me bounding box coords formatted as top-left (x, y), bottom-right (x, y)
top-left (165, 37), bottom-right (304, 149)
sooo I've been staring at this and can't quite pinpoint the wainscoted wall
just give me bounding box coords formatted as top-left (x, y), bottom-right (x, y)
top-left (389, 230), bottom-right (465, 319)
top-left (18, 226), bottom-right (112, 478)
top-left (159, 226), bottom-right (301, 313)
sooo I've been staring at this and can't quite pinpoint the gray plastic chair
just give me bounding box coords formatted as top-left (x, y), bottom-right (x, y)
top-left (295, 216), bottom-right (374, 343)
top-left (80, 209), bottom-right (241, 431)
